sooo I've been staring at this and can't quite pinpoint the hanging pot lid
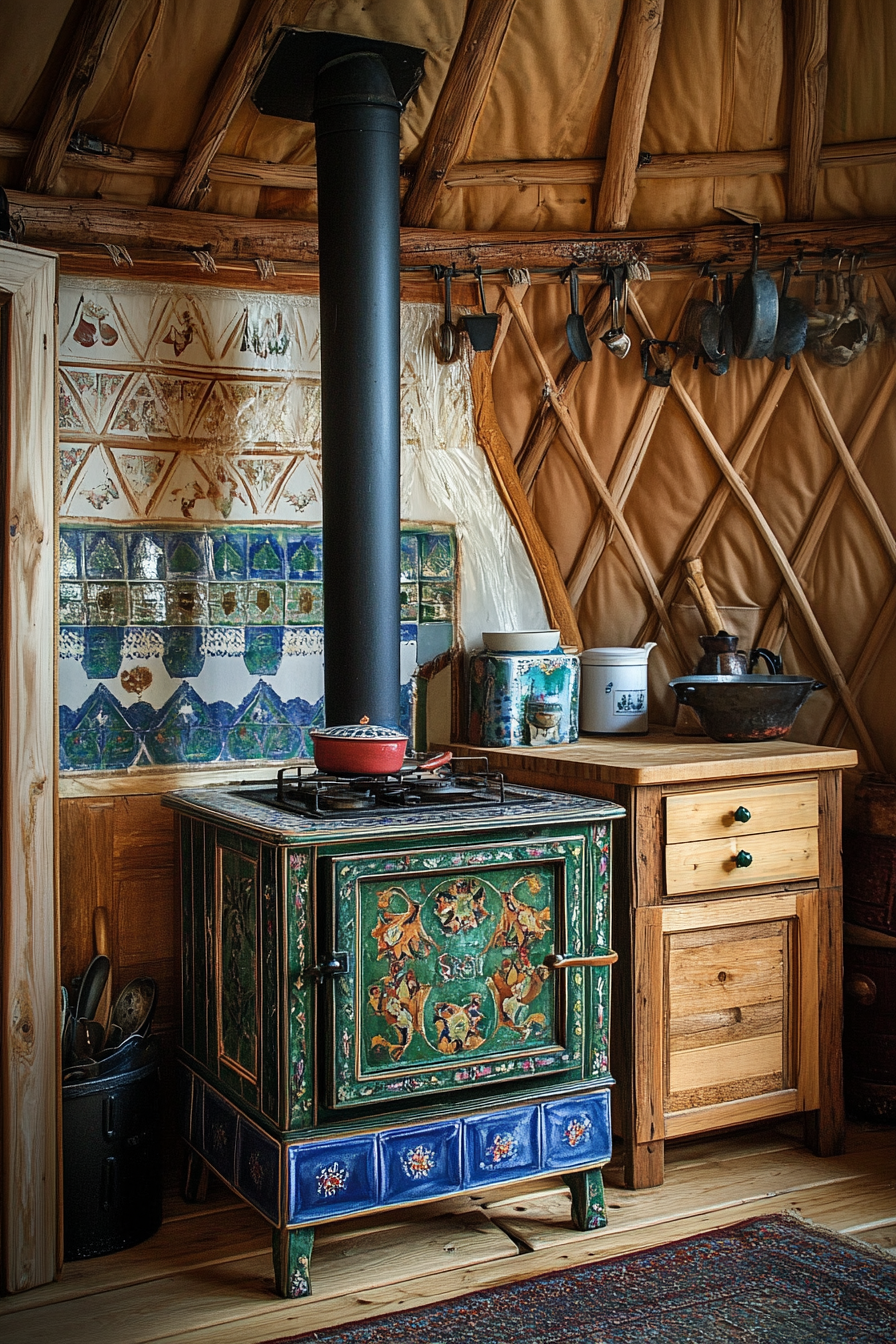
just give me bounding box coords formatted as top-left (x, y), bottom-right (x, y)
top-left (311, 719), bottom-right (407, 740)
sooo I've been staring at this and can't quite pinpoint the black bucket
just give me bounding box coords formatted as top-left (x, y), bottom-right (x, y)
top-left (62, 1040), bottom-right (162, 1260)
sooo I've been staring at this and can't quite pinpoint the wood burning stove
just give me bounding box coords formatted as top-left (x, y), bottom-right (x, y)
top-left (166, 767), bottom-right (622, 1296)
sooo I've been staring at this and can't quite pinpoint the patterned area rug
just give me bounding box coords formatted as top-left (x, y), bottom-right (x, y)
top-left (267, 1215), bottom-right (896, 1343)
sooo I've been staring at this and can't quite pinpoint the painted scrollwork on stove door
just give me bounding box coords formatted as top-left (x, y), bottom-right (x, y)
top-left (328, 837), bottom-right (599, 1106)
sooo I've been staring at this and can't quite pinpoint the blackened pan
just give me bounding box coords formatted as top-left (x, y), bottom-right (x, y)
top-left (563, 266), bottom-right (592, 362)
top-left (731, 224), bottom-right (778, 359)
top-left (462, 265), bottom-right (500, 352)
top-left (769, 258), bottom-right (808, 369)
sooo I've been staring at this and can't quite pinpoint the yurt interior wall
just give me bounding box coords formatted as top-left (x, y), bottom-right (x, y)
top-left (0, 0), bottom-right (893, 1295)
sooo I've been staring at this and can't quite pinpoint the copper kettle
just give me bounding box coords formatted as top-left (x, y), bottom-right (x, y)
top-left (696, 632), bottom-right (782, 677)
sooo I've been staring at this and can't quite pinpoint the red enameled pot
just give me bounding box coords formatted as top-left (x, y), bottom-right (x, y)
top-left (309, 719), bottom-right (453, 776)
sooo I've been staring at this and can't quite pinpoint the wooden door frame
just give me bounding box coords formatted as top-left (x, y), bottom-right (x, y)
top-left (0, 241), bottom-right (59, 1292)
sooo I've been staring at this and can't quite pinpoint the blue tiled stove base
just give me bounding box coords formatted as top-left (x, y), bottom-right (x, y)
top-left (181, 1068), bottom-right (613, 1296)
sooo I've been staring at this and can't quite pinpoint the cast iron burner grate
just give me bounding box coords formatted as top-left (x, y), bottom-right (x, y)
top-left (240, 757), bottom-right (521, 817)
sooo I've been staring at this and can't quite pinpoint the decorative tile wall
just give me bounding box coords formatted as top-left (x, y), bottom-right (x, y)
top-left (57, 277), bottom-right (458, 774)
top-left (59, 523), bottom-right (455, 772)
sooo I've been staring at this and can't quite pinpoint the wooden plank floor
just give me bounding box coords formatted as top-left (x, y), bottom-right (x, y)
top-left (3, 1121), bottom-right (894, 1344)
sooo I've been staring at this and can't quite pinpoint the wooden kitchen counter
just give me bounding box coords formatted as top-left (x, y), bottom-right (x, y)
top-left (454, 731), bottom-right (858, 1191)
top-left (452, 728), bottom-right (857, 787)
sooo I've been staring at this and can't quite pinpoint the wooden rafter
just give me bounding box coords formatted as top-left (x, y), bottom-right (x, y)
top-left (22, 0), bottom-right (132, 195)
top-left (788, 0), bottom-right (829, 221)
top-left (822, 583), bottom-right (896, 750)
top-left (166, 0), bottom-right (301, 210)
top-left (8, 190), bottom-right (895, 272)
top-left (594, 0), bottom-right (665, 231)
top-left (401, 0), bottom-right (518, 228)
top-left (5, 126), bottom-right (894, 195)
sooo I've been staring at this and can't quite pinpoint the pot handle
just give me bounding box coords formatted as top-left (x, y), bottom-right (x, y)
top-left (748, 647), bottom-right (783, 675)
top-left (812, 680), bottom-right (827, 692)
top-left (418, 750), bottom-right (453, 772)
top-left (677, 685), bottom-right (697, 705)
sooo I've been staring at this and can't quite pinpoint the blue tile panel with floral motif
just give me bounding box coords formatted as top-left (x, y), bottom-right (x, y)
top-left (184, 1070), bottom-right (611, 1228)
top-left (58, 523), bottom-right (455, 771)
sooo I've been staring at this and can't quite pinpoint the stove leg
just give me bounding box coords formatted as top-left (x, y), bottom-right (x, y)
top-left (181, 1150), bottom-right (209, 1203)
top-left (273, 1226), bottom-right (315, 1299)
top-left (563, 1167), bottom-right (608, 1231)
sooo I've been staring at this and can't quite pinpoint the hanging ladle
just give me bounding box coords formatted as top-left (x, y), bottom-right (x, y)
top-left (600, 265), bottom-right (631, 359)
top-left (462, 266), bottom-right (500, 352)
top-left (562, 265), bottom-right (592, 362)
top-left (435, 265), bottom-right (460, 363)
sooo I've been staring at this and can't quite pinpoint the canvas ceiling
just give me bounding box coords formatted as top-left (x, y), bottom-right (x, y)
top-left (0, 0), bottom-right (894, 228)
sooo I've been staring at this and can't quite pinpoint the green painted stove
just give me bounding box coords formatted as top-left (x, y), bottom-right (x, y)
top-left (165, 775), bottom-right (624, 1297)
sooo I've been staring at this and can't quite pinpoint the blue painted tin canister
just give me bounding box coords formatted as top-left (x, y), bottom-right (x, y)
top-left (468, 650), bottom-right (580, 747)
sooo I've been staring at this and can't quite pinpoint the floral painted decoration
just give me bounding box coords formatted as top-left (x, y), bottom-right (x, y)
top-left (315, 1161), bottom-right (349, 1198)
top-left (401, 1144), bottom-right (436, 1179)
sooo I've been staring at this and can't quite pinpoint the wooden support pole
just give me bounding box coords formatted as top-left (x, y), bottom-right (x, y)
top-left (468, 351), bottom-right (582, 648)
top-left (594, 0), bottom-right (665, 231)
top-left (788, 0), bottom-right (829, 222)
top-left (166, 0), bottom-right (300, 211)
top-left (22, 0), bottom-right (131, 195)
top-left (401, 0), bottom-right (518, 227)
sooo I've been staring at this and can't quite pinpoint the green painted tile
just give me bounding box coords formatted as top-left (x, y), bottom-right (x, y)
top-left (59, 581), bottom-right (86, 625)
top-left (85, 582), bottom-right (129, 626)
top-left (129, 582), bottom-right (167, 625)
top-left (166, 582), bottom-right (209, 626)
top-left (246, 580), bottom-right (285, 626)
top-left (400, 582), bottom-right (418, 621)
top-left (420, 531), bottom-right (455, 578)
top-left (209, 582), bottom-right (247, 626)
top-left (420, 580), bottom-right (454, 622)
top-left (286, 581), bottom-right (323, 625)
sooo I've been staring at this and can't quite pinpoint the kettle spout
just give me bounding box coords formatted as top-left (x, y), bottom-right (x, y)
top-left (642, 642), bottom-right (657, 657)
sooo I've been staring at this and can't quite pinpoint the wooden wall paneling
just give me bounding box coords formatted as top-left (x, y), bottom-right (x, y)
top-left (112, 796), bottom-right (177, 1036)
top-left (0, 243), bottom-right (58, 1292)
top-left (58, 800), bottom-right (114, 989)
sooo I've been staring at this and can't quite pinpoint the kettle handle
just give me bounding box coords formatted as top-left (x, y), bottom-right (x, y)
top-left (748, 647), bottom-right (783, 675)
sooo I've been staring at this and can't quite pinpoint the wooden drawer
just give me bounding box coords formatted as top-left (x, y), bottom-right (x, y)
top-left (666, 779), bottom-right (818, 845)
top-left (665, 827), bottom-right (819, 896)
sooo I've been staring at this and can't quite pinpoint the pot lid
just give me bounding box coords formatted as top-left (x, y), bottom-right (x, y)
top-left (311, 720), bottom-right (407, 740)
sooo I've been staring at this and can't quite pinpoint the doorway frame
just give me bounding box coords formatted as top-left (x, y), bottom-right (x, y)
top-left (0, 241), bottom-right (59, 1292)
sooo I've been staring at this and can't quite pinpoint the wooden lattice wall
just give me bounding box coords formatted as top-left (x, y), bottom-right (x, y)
top-left (486, 266), bottom-right (896, 786)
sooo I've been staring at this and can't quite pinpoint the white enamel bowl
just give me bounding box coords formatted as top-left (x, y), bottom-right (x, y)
top-left (482, 630), bottom-right (561, 654)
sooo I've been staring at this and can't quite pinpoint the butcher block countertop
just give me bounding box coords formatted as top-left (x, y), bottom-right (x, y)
top-left (453, 728), bottom-right (858, 787)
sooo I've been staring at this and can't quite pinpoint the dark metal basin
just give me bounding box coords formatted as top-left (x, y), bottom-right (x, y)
top-left (668, 675), bottom-right (825, 742)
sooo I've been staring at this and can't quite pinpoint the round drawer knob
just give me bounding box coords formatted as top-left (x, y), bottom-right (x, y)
top-left (734, 849), bottom-right (753, 868)
top-left (733, 806), bottom-right (752, 823)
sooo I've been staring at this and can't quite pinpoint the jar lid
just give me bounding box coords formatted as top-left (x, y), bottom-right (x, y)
top-left (310, 722), bottom-right (407, 740)
top-left (581, 645), bottom-right (655, 666)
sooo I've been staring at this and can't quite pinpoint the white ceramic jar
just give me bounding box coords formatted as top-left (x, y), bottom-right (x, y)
top-left (580, 643), bottom-right (657, 734)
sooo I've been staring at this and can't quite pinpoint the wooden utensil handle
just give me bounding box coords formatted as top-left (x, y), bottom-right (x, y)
top-left (683, 556), bottom-right (724, 635)
top-left (93, 906), bottom-right (112, 1034)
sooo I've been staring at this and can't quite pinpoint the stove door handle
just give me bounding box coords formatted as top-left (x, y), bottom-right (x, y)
top-left (544, 950), bottom-right (618, 970)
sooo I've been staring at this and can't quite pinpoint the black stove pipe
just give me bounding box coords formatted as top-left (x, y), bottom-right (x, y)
top-left (314, 53), bottom-right (402, 730)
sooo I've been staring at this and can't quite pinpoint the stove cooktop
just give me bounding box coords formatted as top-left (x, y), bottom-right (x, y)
top-left (237, 757), bottom-right (525, 817)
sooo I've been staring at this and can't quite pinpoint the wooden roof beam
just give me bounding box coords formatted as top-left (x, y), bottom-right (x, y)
top-left (7, 190), bottom-right (895, 270)
top-left (788, 0), bottom-right (829, 221)
top-left (594, 0), bottom-right (665, 232)
top-left (166, 0), bottom-right (305, 211)
top-left (401, 0), bottom-right (518, 228)
top-left (22, 0), bottom-right (132, 195)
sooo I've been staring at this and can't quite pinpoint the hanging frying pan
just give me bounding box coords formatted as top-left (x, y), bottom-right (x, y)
top-left (562, 266), bottom-right (592, 362)
top-left (731, 224), bottom-right (778, 359)
top-left (462, 266), bottom-right (500, 352)
top-left (769, 258), bottom-right (808, 369)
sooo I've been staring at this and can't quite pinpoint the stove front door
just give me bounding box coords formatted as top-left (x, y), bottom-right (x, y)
top-left (324, 832), bottom-right (599, 1108)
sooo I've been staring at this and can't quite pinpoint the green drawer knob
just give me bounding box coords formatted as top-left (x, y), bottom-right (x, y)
top-left (734, 849), bottom-right (753, 868)
top-left (733, 806), bottom-right (752, 823)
